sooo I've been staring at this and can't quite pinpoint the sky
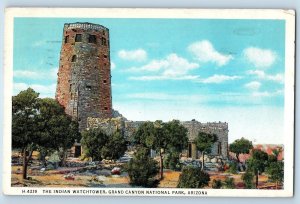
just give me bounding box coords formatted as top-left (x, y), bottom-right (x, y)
top-left (12, 18), bottom-right (286, 144)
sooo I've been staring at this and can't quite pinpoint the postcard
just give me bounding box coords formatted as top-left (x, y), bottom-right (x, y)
top-left (3, 8), bottom-right (295, 197)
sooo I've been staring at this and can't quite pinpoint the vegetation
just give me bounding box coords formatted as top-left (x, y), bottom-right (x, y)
top-left (229, 137), bottom-right (253, 163)
top-left (242, 170), bottom-right (255, 189)
top-left (134, 120), bottom-right (188, 180)
top-left (228, 161), bottom-right (238, 174)
top-left (266, 161), bottom-right (284, 189)
top-left (164, 151), bottom-right (181, 171)
top-left (212, 179), bottom-right (223, 189)
top-left (223, 177), bottom-right (235, 189)
top-left (177, 166), bottom-right (210, 188)
top-left (12, 88), bottom-right (80, 179)
top-left (101, 130), bottom-right (127, 160)
top-left (81, 128), bottom-right (127, 161)
top-left (195, 132), bottom-right (218, 170)
top-left (126, 147), bottom-right (159, 187)
top-left (247, 149), bottom-right (269, 188)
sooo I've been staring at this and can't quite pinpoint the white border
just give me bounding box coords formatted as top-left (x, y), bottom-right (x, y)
top-left (3, 8), bottom-right (295, 197)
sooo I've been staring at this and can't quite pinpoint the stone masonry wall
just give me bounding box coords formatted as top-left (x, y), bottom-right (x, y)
top-left (56, 23), bottom-right (112, 131)
top-left (86, 118), bottom-right (228, 158)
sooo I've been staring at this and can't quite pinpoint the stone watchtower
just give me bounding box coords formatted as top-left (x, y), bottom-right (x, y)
top-left (56, 22), bottom-right (112, 131)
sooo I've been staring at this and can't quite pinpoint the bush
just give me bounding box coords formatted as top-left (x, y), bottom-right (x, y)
top-left (242, 170), bottom-right (254, 189)
top-left (177, 166), bottom-right (210, 188)
top-left (228, 162), bottom-right (238, 174)
top-left (224, 177), bottom-right (235, 189)
top-left (212, 179), bottom-right (223, 189)
top-left (164, 152), bottom-right (181, 171)
top-left (126, 147), bottom-right (159, 187)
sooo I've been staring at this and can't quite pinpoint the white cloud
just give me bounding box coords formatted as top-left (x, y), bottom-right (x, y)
top-left (201, 74), bottom-right (242, 84)
top-left (128, 53), bottom-right (199, 80)
top-left (243, 47), bottom-right (277, 68)
top-left (111, 62), bottom-right (116, 70)
top-left (188, 40), bottom-right (233, 66)
top-left (252, 90), bottom-right (283, 97)
top-left (118, 49), bottom-right (147, 62)
top-left (13, 70), bottom-right (40, 79)
top-left (14, 68), bottom-right (58, 80)
top-left (245, 81), bottom-right (261, 90)
top-left (127, 92), bottom-right (205, 102)
top-left (13, 83), bottom-right (56, 98)
top-left (129, 75), bottom-right (199, 81)
top-left (248, 70), bottom-right (284, 83)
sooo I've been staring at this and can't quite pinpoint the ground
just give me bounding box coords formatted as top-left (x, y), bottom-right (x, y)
top-left (11, 163), bottom-right (280, 189)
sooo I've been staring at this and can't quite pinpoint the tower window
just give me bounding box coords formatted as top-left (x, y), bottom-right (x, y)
top-left (88, 35), bottom-right (97, 43)
top-left (71, 55), bottom-right (77, 62)
top-left (75, 34), bottom-right (82, 42)
top-left (86, 85), bottom-right (92, 90)
top-left (101, 37), bottom-right (107, 46)
top-left (64, 35), bottom-right (69, 43)
top-left (218, 142), bottom-right (222, 155)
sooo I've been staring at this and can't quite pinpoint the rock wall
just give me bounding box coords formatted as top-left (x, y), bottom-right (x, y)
top-left (86, 118), bottom-right (228, 158)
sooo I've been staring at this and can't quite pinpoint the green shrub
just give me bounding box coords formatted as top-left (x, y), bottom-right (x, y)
top-left (164, 152), bottom-right (181, 171)
top-left (126, 147), bottom-right (159, 187)
top-left (224, 177), bottom-right (235, 189)
top-left (212, 179), bottom-right (223, 189)
top-left (228, 162), bottom-right (238, 174)
top-left (177, 166), bottom-right (210, 188)
top-left (242, 170), bottom-right (254, 189)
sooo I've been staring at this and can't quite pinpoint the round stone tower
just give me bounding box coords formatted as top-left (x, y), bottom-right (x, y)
top-left (55, 22), bottom-right (112, 131)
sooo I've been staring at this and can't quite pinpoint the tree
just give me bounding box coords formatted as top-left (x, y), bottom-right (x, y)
top-left (126, 147), bottom-right (159, 187)
top-left (247, 149), bottom-right (269, 189)
top-left (242, 170), bottom-right (255, 189)
top-left (266, 160), bottom-right (284, 189)
top-left (81, 128), bottom-right (109, 161)
top-left (12, 88), bottom-right (41, 179)
top-left (195, 132), bottom-right (218, 170)
top-left (229, 137), bottom-right (253, 163)
top-left (37, 98), bottom-right (80, 166)
top-left (134, 120), bottom-right (188, 180)
top-left (177, 166), bottom-right (210, 188)
top-left (81, 128), bottom-right (127, 161)
top-left (101, 130), bottom-right (127, 160)
top-left (12, 88), bottom-right (80, 179)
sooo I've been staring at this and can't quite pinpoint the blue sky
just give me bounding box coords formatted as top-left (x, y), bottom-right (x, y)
top-left (13, 18), bottom-right (285, 143)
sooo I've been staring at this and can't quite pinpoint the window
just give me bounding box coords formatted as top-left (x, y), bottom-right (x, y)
top-left (88, 35), bottom-right (97, 43)
top-left (103, 80), bottom-right (107, 83)
top-left (101, 37), bottom-right (107, 46)
top-left (104, 107), bottom-right (108, 110)
top-left (103, 54), bottom-right (108, 58)
top-left (86, 85), bottom-right (91, 90)
top-left (71, 55), bottom-right (77, 62)
top-left (218, 142), bottom-right (222, 155)
top-left (64, 35), bottom-right (69, 43)
top-left (75, 34), bottom-right (82, 42)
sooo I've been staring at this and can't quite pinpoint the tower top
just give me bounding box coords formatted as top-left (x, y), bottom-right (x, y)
top-left (64, 22), bottom-right (109, 31)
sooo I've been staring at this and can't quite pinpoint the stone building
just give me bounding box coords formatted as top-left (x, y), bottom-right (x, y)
top-left (55, 22), bottom-right (112, 131)
top-left (86, 117), bottom-right (229, 159)
top-left (181, 120), bottom-right (228, 159)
